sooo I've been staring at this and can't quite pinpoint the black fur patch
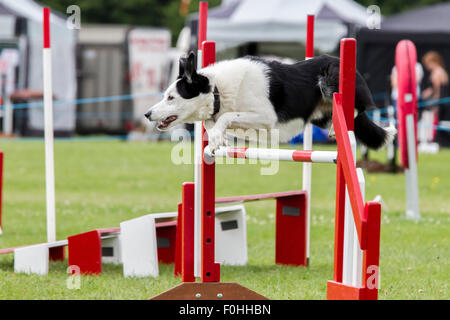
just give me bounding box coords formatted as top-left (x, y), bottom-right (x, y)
top-left (244, 55), bottom-right (376, 123)
top-left (176, 75), bottom-right (211, 99)
top-left (243, 54), bottom-right (387, 149)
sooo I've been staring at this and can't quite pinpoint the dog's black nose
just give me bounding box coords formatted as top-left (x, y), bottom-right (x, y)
top-left (144, 110), bottom-right (152, 120)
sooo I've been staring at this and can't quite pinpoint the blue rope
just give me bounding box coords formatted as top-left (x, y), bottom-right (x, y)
top-left (0, 135), bottom-right (129, 142)
top-left (374, 116), bottom-right (450, 132)
top-left (366, 96), bottom-right (450, 116)
top-left (0, 92), bottom-right (163, 111)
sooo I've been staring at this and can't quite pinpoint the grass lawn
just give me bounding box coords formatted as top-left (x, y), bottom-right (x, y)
top-left (0, 139), bottom-right (448, 300)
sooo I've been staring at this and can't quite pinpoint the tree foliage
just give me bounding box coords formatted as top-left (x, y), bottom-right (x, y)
top-left (37, 0), bottom-right (221, 44)
top-left (37, 0), bottom-right (448, 44)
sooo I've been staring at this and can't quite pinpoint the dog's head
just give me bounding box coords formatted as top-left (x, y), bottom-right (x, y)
top-left (145, 51), bottom-right (214, 131)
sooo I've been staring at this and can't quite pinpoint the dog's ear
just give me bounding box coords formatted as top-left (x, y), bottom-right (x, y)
top-left (178, 54), bottom-right (189, 79)
top-left (183, 51), bottom-right (197, 83)
top-left (178, 58), bottom-right (185, 78)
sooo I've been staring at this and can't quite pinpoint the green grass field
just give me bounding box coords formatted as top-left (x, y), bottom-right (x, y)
top-left (0, 139), bottom-right (448, 300)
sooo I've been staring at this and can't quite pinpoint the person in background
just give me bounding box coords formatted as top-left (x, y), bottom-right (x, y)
top-left (422, 51), bottom-right (449, 101)
top-left (421, 51), bottom-right (449, 146)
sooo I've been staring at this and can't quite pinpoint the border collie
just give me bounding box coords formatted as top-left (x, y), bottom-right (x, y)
top-left (145, 52), bottom-right (396, 153)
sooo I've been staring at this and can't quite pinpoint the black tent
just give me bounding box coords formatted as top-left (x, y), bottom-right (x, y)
top-left (356, 2), bottom-right (450, 146)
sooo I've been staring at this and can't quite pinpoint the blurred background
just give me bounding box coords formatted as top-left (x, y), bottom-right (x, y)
top-left (0, 0), bottom-right (448, 147)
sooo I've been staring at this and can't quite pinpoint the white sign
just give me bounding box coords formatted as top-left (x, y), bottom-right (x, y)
top-left (128, 28), bottom-right (171, 123)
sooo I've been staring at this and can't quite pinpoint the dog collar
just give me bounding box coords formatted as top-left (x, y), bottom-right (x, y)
top-left (212, 86), bottom-right (220, 117)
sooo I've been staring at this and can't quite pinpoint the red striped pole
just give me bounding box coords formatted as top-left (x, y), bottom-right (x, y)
top-left (43, 7), bottom-right (56, 243)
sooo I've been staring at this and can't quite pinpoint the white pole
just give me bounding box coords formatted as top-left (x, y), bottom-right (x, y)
top-left (193, 50), bottom-right (203, 277)
top-left (303, 123), bottom-right (312, 263)
top-left (3, 99), bottom-right (13, 136)
top-left (352, 168), bottom-right (364, 287)
top-left (405, 114), bottom-right (420, 220)
top-left (43, 8), bottom-right (56, 243)
top-left (342, 132), bottom-right (358, 286)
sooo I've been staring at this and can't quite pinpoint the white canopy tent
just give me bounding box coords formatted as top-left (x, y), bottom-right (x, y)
top-left (0, 0), bottom-right (76, 135)
top-left (191, 0), bottom-right (370, 53)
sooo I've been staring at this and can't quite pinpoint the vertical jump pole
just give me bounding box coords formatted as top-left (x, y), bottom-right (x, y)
top-left (395, 40), bottom-right (420, 220)
top-left (332, 39), bottom-right (356, 284)
top-left (328, 38), bottom-right (380, 300)
top-left (43, 8), bottom-right (56, 243)
top-left (201, 41), bottom-right (220, 282)
top-left (303, 14), bottom-right (314, 265)
top-left (193, 1), bottom-right (208, 278)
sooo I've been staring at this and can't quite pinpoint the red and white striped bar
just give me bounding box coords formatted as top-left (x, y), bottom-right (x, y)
top-left (205, 146), bottom-right (337, 164)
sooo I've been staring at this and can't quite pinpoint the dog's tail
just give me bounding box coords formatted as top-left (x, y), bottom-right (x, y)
top-left (354, 112), bottom-right (397, 150)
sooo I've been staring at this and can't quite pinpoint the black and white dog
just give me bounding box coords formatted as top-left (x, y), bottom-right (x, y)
top-left (145, 52), bottom-right (395, 153)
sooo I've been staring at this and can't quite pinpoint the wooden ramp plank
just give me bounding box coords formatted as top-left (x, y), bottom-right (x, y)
top-left (150, 282), bottom-right (268, 300)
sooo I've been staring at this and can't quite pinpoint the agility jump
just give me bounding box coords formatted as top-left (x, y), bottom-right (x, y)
top-left (151, 34), bottom-right (382, 300)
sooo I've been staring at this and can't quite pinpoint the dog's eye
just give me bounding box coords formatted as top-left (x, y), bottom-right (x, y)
top-left (167, 95), bottom-right (174, 101)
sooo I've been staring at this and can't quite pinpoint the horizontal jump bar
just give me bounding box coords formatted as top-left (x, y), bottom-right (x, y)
top-left (204, 146), bottom-right (337, 163)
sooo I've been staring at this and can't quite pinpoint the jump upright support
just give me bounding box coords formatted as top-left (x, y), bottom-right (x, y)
top-left (326, 39), bottom-right (381, 300)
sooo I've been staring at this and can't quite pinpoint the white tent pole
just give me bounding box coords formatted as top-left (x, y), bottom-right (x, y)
top-left (405, 114), bottom-right (420, 220)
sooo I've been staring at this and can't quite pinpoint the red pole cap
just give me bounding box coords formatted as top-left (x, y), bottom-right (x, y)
top-left (197, 2), bottom-right (208, 50)
top-left (306, 15), bottom-right (315, 59)
top-left (43, 7), bottom-right (51, 49)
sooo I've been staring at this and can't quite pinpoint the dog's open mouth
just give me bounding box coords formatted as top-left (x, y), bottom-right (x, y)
top-left (157, 116), bottom-right (178, 130)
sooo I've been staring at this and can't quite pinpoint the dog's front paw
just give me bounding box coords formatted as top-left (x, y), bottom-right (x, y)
top-left (208, 129), bottom-right (224, 154)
